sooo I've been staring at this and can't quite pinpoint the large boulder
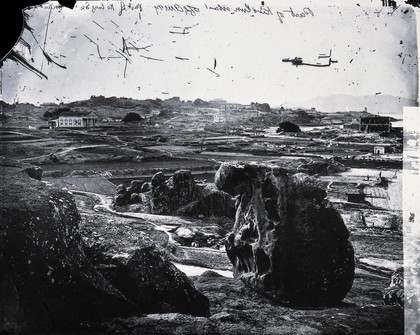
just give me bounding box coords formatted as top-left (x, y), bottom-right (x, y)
top-left (114, 184), bottom-right (131, 205)
top-left (0, 161), bottom-right (135, 333)
top-left (150, 172), bottom-right (171, 214)
top-left (127, 180), bottom-right (144, 194)
top-left (22, 165), bottom-right (43, 181)
top-left (98, 244), bottom-right (210, 317)
top-left (114, 181), bottom-right (147, 206)
top-left (150, 171), bottom-right (235, 218)
top-left (150, 170), bottom-right (197, 215)
top-left (116, 184), bottom-right (127, 194)
top-left (216, 162), bottom-right (355, 306)
top-left (0, 159), bottom-right (210, 333)
top-left (168, 170), bottom-right (197, 211)
top-left (199, 183), bottom-right (236, 218)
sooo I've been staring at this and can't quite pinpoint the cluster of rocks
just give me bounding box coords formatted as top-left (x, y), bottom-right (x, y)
top-left (116, 162), bottom-right (357, 307)
top-left (115, 163), bottom-right (357, 307)
top-left (6, 157), bottom-right (401, 333)
top-left (0, 158), bottom-right (209, 334)
top-left (114, 170), bottom-right (236, 219)
top-left (115, 179), bottom-right (151, 205)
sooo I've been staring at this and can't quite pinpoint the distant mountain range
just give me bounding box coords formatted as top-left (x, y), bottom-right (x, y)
top-left (290, 94), bottom-right (418, 117)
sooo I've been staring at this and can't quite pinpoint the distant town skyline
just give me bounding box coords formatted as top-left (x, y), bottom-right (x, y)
top-left (1, 0), bottom-right (418, 109)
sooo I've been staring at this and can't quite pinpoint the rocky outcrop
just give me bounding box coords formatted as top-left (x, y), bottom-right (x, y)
top-left (174, 183), bottom-right (236, 219)
top-left (116, 170), bottom-right (235, 219)
top-left (150, 171), bottom-right (171, 214)
top-left (0, 161), bottom-right (134, 333)
top-left (0, 156), bottom-right (43, 180)
top-left (127, 179), bottom-right (144, 194)
top-left (94, 244), bottom-right (210, 316)
top-left (22, 165), bottom-right (43, 180)
top-left (168, 170), bottom-right (197, 210)
top-left (93, 268), bottom-right (403, 335)
top-left (150, 171), bottom-right (235, 218)
top-left (198, 183), bottom-right (236, 218)
top-left (115, 181), bottom-right (148, 206)
top-left (115, 184), bottom-right (131, 205)
top-left (150, 170), bottom-right (197, 215)
top-left (216, 162), bottom-right (355, 306)
top-left (0, 159), bottom-right (209, 333)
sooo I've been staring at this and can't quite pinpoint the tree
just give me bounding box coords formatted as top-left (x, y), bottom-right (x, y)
top-left (42, 107), bottom-right (71, 120)
top-left (276, 121), bottom-right (301, 133)
top-left (193, 98), bottom-right (209, 107)
top-left (256, 102), bottom-right (271, 113)
top-left (122, 112), bottom-right (143, 122)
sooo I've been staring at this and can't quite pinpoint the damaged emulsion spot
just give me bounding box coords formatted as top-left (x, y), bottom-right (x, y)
top-left (0, 1), bottom-right (75, 79)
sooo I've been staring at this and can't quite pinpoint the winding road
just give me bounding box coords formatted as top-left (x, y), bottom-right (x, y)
top-left (70, 190), bottom-right (227, 256)
top-left (70, 190), bottom-right (232, 277)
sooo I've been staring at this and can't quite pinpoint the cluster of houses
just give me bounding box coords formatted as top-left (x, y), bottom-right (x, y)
top-left (176, 99), bottom-right (261, 123)
top-left (344, 115), bottom-right (394, 133)
top-left (46, 99), bottom-right (261, 128)
top-left (45, 101), bottom-right (402, 146)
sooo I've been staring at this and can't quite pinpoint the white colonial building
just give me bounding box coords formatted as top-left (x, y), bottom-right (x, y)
top-left (49, 111), bottom-right (98, 128)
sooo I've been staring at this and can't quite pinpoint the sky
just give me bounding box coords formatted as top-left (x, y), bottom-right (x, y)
top-left (1, 0), bottom-right (418, 106)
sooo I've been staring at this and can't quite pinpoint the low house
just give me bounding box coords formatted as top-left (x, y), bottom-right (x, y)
top-left (359, 116), bottom-right (391, 133)
top-left (201, 114), bottom-right (214, 122)
top-left (54, 111), bottom-right (98, 128)
top-left (48, 120), bottom-right (58, 128)
top-left (179, 108), bottom-right (199, 116)
top-left (221, 102), bottom-right (243, 110)
top-left (343, 118), bottom-right (360, 130)
top-left (373, 146), bottom-right (385, 155)
top-left (213, 110), bottom-right (227, 123)
top-left (391, 120), bottom-right (403, 135)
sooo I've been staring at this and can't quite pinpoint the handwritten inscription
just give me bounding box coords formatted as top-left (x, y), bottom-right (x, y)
top-left (204, 3), bottom-right (313, 23)
top-left (32, 2), bottom-right (314, 24)
top-left (154, 4), bottom-right (200, 16)
top-left (206, 3), bottom-right (272, 16)
top-left (276, 7), bottom-right (314, 24)
top-left (79, 2), bottom-right (116, 13)
top-left (234, 3), bottom-right (271, 15)
top-left (31, 3), bottom-right (64, 12)
top-left (119, 2), bottom-right (143, 16)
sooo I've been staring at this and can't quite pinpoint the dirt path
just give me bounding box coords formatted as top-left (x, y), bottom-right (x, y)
top-left (18, 144), bottom-right (110, 163)
top-left (71, 190), bottom-right (227, 256)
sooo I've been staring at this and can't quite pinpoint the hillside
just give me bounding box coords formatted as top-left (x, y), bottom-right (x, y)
top-left (291, 94), bottom-right (417, 116)
top-left (68, 95), bottom-right (189, 109)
